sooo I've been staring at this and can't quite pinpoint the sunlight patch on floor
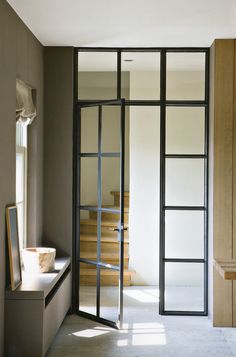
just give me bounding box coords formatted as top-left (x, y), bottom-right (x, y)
top-left (71, 329), bottom-right (110, 338)
top-left (123, 288), bottom-right (159, 303)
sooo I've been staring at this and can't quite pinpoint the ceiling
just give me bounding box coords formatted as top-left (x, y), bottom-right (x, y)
top-left (7, 0), bottom-right (236, 47)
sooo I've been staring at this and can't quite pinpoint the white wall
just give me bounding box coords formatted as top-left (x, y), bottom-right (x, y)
top-left (129, 106), bottom-right (160, 285)
top-left (129, 71), bottom-right (205, 286)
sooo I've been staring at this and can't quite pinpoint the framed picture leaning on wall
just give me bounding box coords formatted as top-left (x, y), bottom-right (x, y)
top-left (6, 205), bottom-right (22, 290)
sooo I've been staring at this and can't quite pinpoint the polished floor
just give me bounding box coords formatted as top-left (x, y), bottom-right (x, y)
top-left (47, 286), bottom-right (236, 357)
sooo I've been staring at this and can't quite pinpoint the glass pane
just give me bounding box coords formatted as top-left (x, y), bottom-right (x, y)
top-left (165, 262), bottom-right (204, 311)
top-left (101, 105), bottom-right (120, 153)
top-left (80, 158), bottom-right (98, 206)
top-left (80, 209), bottom-right (97, 262)
top-left (101, 157), bottom-right (120, 207)
top-left (79, 262), bottom-right (97, 315)
top-left (166, 52), bottom-right (205, 100)
top-left (122, 52), bottom-right (160, 100)
top-left (165, 211), bottom-right (204, 259)
top-left (16, 153), bottom-right (24, 203)
top-left (100, 272), bottom-right (119, 322)
top-left (99, 211), bottom-right (121, 267)
top-left (165, 159), bottom-right (204, 206)
top-left (81, 107), bottom-right (98, 153)
top-left (78, 52), bottom-right (117, 100)
top-left (16, 122), bottom-right (27, 147)
top-left (166, 107), bottom-right (205, 154)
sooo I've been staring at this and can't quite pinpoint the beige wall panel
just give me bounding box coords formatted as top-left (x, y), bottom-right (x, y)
top-left (213, 267), bottom-right (233, 326)
top-left (212, 39), bottom-right (235, 326)
top-left (233, 40), bottom-right (236, 327)
top-left (233, 40), bottom-right (236, 260)
top-left (213, 40), bottom-right (234, 260)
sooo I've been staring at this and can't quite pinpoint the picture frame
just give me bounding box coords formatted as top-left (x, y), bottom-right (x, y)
top-left (6, 205), bottom-right (22, 290)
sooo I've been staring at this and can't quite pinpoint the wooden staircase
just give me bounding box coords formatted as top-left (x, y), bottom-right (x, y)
top-left (80, 191), bottom-right (133, 286)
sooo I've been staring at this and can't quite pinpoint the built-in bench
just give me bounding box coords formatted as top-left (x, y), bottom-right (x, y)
top-left (5, 256), bottom-right (71, 357)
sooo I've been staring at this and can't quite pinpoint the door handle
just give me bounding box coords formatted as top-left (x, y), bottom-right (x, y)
top-left (108, 226), bottom-right (128, 232)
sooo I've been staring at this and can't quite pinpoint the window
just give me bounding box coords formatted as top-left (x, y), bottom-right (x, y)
top-left (16, 122), bottom-right (27, 251)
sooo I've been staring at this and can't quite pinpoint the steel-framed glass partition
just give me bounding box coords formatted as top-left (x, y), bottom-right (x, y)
top-left (159, 50), bottom-right (209, 315)
top-left (73, 47), bottom-right (209, 324)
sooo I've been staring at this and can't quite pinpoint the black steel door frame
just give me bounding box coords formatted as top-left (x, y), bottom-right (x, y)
top-left (73, 98), bottom-right (126, 329)
top-left (73, 47), bottom-right (210, 318)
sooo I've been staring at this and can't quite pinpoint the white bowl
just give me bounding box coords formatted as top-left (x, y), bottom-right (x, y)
top-left (22, 247), bottom-right (56, 273)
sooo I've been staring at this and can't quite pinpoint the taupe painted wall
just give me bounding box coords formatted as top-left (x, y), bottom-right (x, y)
top-left (43, 47), bottom-right (74, 255)
top-left (0, 1), bottom-right (44, 355)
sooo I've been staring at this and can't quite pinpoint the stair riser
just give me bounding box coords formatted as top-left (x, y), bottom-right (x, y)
top-left (89, 211), bottom-right (129, 223)
top-left (80, 242), bottom-right (129, 253)
top-left (80, 225), bottom-right (129, 237)
top-left (113, 196), bottom-right (129, 208)
top-left (80, 276), bottom-right (131, 286)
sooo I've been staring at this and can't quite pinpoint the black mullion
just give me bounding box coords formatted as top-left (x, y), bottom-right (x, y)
top-left (74, 105), bottom-right (81, 313)
top-left (78, 99), bottom-right (122, 107)
top-left (79, 153), bottom-right (120, 158)
top-left (79, 153), bottom-right (99, 157)
top-left (96, 105), bottom-right (102, 317)
top-left (117, 51), bottom-right (121, 99)
top-left (164, 206), bottom-right (206, 211)
top-left (165, 154), bottom-right (206, 159)
top-left (77, 99), bottom-right (207, 108)
top-left (118, 99), bottom-right (125, 328)
top-left (124, 100), bottom-right (161, 106)
top-left (162, 311), bottom-right (206, 316)
top-left (72, 49), bottom-right (78, 313)
top-left (204, 49), bottom-right (210, 315)
top-left (76, 47), bottom-right (208, 52)
top-left (159, 49), bottom-right (166, 314)
top-left (164, 258), bottom-right (205, 263)
top-left (165, 100), bottom-right (207, 107)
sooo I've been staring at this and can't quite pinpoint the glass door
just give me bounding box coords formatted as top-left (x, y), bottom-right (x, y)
top-left (75, 99), bottom-right (125, 329)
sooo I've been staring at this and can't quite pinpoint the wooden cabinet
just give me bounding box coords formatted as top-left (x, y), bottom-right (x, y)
top-left (5, 256), bottom-right (71, 356)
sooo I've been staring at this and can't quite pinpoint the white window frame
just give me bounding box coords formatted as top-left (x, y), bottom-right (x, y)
top-left (16, 124), bottom-right (28, 250)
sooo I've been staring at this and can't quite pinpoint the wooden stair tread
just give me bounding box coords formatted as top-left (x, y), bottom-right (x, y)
top-left (80, 234), bottom-right (129, 243)
top-left (80, 252), bottom-right (129, 259)
top-left (80, 269), bottom-right (134, 276)
top-left (80, 219), bottom-right (128, 228)
top-left (80, 191), bottom-right (132, 286)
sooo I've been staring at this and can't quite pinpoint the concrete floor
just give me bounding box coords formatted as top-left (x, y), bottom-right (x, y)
top-left (47, 286), bottom-right (236, 357)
